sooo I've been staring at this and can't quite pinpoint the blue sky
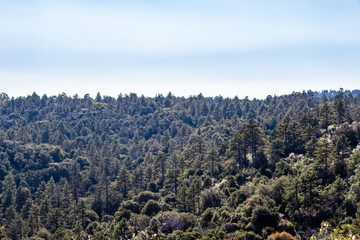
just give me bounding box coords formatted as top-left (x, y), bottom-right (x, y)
top-left (0, 0), bottom-right (360, 98)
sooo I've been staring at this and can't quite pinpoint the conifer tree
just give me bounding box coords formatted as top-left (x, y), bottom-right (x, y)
top-left (333, 134), bottom-right (351, 178)
top-left (319, 102), bottom-right (333, 131)
top-left (164, 168), bottom-right (180, 195)
top-left (46, 207), bottom-right (64, 233)
top-left (102, 174), bottom-right (111, 215)
top-left (15, 185), bottom-right (31, 212)
top-left (228, 130), bottom-right (248, 170)
top-left (314, 137), bottom-right (334, 183)
top-left (1, 173), bottom-right (16, 211)
top-left (187, 178), bottom-right (202, 215)
top-left (156, 151), bottom-right (167, 185)
top-left (28, 204), bottom-right (40, 237)
top-left (186, 136), bottom-right (205, 164)
top-left (132, 166), bottom-right (144, 194)
top-left (177, 185), bottom-right (188, 212)
top-left (70, 162), bottom-right (82, 204)
top-left (116, 165), bottom-right (129, 199)
top-left (299, 165), bottom-right (321, 217)
top-left (206, 148), bottom-right (218, 177)
top-left (334, 99), bottom-right (346, 125)
top-left (39, 197), bottom-right (50, 226)
top-left (243, 119), bottom-right (264, 161)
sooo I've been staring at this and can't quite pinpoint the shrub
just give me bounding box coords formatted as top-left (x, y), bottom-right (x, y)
top-left (85, 209), bottom-right (99, 222)
top-left (236, 231), bottom-right (262, 240)
top-left (120, 200), bottom-right (140, 214)
top-left (116, 209), bottom-right (131, 221)
top-left (85, 221), bottom-right (101, 235)
top-left (228, 189), bottom-right (247, 208)
top-left (134, 191), bottom-right (160, 205)
top-left (129, 214), bottom-right (150, 231)
top-left (270, 231), bottom-right (295, 240)
top-left (200, 188), bottom-right (223, 212)
top-left (156, 211), bottom-right (182, 234)
top-left (251, 206), bottom-right (279, 233)
top-left (142, 200), bottom-right (161, 216)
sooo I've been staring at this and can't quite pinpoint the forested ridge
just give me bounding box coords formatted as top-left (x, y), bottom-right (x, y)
top-left (0, 89), bottom-right (360, 240)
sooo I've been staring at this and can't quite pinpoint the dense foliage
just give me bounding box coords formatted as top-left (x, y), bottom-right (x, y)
top-left (0, 89), bottom-right (360, 239)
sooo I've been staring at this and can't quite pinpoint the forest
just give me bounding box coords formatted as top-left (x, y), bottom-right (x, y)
top-left (0, 89), bottom-right (360, 239)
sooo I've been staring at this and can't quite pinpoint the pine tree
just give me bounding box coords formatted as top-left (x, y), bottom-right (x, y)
top-left (70, 162), bottom-right (82, 204)
top-left (334, 99), bottom-right (346, 125)
top-left (74, 201), bottom-right (84, 225)
top-left (243, 119), bottom-right (264, 161)
top-left (131, 166), bottom-right (144, 194)
top-left (4, 206), bottom-right (23, 240)
top-left (92, 183), bottom-right (103, 219)
top-left (177, 185), bottom-right (188, 212)
top-left (15, 185), bottom-right (31, 212)
top-left (59, 178), bottom-right (74, 228)
top-left (164, 168), bottom-right (181, 195)
top-left (115, 165), bottom-right (129, 199)
top-left (28, 204), bottom-right (40, 237)
top-left (156, 151), bottom-right (167, 185)
top-left (319, 102), bottom-right (333, 131)
top-left (39, 197), bottom-right (50, 226)
top-left (269, 138), bottom-right (285, 168)
top-left (333, 134), bottom-right (351, 178)
top-left (298, 165), bottom-right (321, 225)
top-left (275, 114), bottom-right (298, 155)
top-left (314, 137), bottom-right (334, 183)
top-left (185, 136), bottom-right (206, 166)
top-left (101, 173), bottom-right (111, 215)
top-left (1, 173), bottom-right (16, 211)
top-left (228, 130), bottom-right (248, 170)
top-left (299, 111), bottom-right (320, 145)
top-left (21, 198), bottom-right (33, 220)
top-left (187, 178), bottom-right (202, 215)
top-left (305, 136), bottom-right (317, 158)
top-left (206, 148), bottom-right (218, 177)
top-left (46, 207), bottom-right (63, 233)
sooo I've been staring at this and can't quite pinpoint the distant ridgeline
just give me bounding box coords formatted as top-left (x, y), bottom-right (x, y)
top-left (0, 89), bottom-right (360, 239)
top-left (313, 89), bottom-right (360, 99)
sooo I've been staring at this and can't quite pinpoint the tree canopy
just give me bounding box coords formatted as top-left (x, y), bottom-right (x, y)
top-left (0, 89), bottom-right (360, 239)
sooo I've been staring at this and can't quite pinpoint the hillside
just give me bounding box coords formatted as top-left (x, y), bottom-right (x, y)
top-left (0, 89), bottom-right (360, 239)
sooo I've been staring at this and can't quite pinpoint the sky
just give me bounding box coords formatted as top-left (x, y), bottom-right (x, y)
top-left (0, 0), bottom-right (360, 99)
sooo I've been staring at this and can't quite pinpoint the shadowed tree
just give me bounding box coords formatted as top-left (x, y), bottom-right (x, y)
top-left (116, 165), bottom-right (130, 199)
top-left (319, 102), bottom-right (333, 132)
top-left (243, 119), bottom-right (264, 162)
top-left (314, 137), bottom-right (334, 183)
top-left (228, 130), bottom-right (248, 170)
top-left (334, 99), bottom-right (346, 125)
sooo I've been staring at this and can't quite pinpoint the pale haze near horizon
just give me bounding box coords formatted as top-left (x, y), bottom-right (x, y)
top-left (0, 0), bottom-right (360, 99)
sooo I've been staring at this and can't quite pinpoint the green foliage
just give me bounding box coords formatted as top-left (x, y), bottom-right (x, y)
top-left (134, 191), bottom-right (161, 205)
top-left (120, 200), bottom-right (140, 214)
top-left (0, 90), bottom-right (359, 239)
top-left (141, 200), bottom-right (161, 216)
top-left (251, 206), bottom-right (280, 233)
top-left (113, 218), bottom-right (133, 239)
top-left (200, 188), bottom-right (223, 212)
